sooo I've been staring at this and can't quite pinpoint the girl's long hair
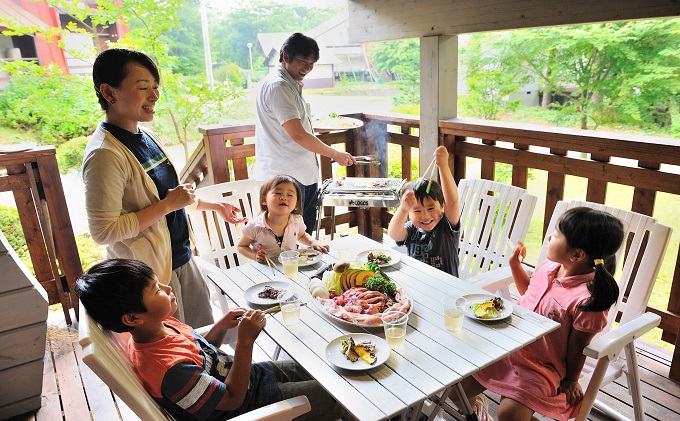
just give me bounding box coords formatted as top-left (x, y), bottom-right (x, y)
top-left (558, 207), bottom-right (625, 312)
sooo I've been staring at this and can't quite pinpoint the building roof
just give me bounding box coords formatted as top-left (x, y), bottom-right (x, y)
top-left (0, 0), bottom-right (49, 30)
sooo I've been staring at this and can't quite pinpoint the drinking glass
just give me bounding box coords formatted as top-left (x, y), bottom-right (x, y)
top-left (279, 250), bottom-right (300, 280)
top-left (382, 310), bottom-right (408, 350)
top-left (277, 293), bottom-right (301, 327)
top-left (443, 297), bottom-right (467, 332)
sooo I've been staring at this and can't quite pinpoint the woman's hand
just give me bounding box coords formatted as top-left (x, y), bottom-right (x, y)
top-left (333, 150), bottom-right (358, 166)
top-left (164, 184), bottom-right (195, 212)
top-left (214, 202), bottom-right (247, 224)
top-left (310, 240), bottom-right (330, 253)
top-left (558, 379), bottom-right (584, 406)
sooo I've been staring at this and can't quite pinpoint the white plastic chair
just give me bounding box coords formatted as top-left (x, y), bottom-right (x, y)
top-left (78, 304), bottom-right (311, 421)
top-left (474, 200), bottom-right (671, 420)
top-left (187, 179), bottom-right (263, 313)
top-left (456, 179), bottom-right (537, 296)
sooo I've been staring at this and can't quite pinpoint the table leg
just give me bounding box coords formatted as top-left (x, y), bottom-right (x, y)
top-left (453, 383), bottom-right (478, 421)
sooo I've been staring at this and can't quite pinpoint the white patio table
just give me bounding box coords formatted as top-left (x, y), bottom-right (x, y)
top-left (208, 234), bottom-right (559, 421)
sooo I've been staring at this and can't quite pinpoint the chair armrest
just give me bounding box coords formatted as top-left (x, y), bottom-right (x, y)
top-left (466, 266), bottom-right (516, 294)
top-left (228, 395), bottom-right (311, 421)
top-left (583, 312), bottom-right (661, 360)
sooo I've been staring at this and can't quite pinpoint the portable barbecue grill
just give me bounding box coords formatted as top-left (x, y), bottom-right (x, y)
top-left (315, 177), bottom-right (406, 239)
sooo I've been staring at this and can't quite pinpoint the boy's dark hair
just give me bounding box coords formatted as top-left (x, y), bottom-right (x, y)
top-left (93, 48), bottom-right (160, 111)
top-left (279, 32), bottom-right (319, 63)
top-left (558, 207), bottom-right (625, 312)
top-left (75, 259), bottom-right (155, 332)
top-left (259, 175), bottom-right (303, 214)
top-left (401, 178), bottom-right (445, 205)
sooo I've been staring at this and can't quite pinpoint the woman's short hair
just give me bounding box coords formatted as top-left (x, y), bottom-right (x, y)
top-left (279, 33), bottom-right (319, 63)
top-left (92, 48), bottom-right (160, 111)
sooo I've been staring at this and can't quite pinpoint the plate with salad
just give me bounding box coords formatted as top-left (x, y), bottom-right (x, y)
top-left (356, 249), bottom-right (401, 268)
top-left (462, 294), bottom-right (513, 321)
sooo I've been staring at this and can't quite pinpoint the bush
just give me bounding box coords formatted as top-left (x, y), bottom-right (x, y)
top-left (0, 64), bottom-right (100, 146)
top-left (57, 136), bottom-right (90, 174)
top-left (0, 205), bottom-right (31, 271)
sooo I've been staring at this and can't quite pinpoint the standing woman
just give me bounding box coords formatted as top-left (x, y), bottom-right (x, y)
top-left (83, 48), bottom-right (242, 327)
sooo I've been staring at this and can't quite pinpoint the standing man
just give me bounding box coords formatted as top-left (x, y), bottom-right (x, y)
top-left (255, 32), bottom-right (357, 235)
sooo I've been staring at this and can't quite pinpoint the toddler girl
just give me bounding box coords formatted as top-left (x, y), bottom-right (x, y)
top-left (237, 175), bottom-right (329, 263)
top-left (453, 206), bottom-right (625, 421)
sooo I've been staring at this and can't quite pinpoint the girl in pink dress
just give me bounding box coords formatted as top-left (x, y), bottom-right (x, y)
top-left (454, 207), bottom-right (625, 421)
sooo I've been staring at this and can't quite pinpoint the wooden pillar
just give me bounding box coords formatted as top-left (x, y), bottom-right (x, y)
top-left (420, 35), bottom-right (457, 176)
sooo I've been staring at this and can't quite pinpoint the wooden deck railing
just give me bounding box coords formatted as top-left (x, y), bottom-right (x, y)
top-left (0, 147), bottom-right (82, 324)
top-left (180, 114), bottom-right (680, 380)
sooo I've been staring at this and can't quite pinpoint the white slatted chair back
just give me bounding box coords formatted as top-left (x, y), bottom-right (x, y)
top-left (78, 304), bottom-right (311, 421)
top-left (188, 179), bottom-right (263, 270)
top-left (457, 178), bottom-right (537, 281)
top-left (533, 201), bottom-right (671, 420)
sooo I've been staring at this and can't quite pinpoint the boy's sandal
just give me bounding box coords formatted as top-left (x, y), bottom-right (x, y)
top-left (473, 395), bottom-right (495, 421)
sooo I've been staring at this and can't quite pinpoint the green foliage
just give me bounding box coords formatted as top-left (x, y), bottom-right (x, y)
top-left (459, 33), bottom-right (528, 120)
top-left (211, 0), bottom-right (339, 70)
top-left (369, 39), bottom-right (420, 106)
top-left (214, 62), bottom-right (247, 88)
top-left (0, 206), bottom-right (29, 267)
top-left (0, 63), bottom-right (99, 145)
top-left (390, 104), bottom-right (420, 115)
top-left (57, 136), bottom-right (89, 174)
top-left (76, 233), bottom-right (105, 271)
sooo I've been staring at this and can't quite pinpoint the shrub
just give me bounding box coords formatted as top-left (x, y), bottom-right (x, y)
top-left (56, 136), bottom-right (90, 174)
top-left (0, 205), bottom-right (31, 271)
top-left (0, 63), bottom-right (100, 146)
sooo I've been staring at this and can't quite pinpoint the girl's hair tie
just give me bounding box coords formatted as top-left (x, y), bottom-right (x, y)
top-left (594, 258), bottom-right (605, 266)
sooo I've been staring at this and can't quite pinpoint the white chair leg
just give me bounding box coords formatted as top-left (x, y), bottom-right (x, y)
top-left (624, 342), bottom-right (645, 420)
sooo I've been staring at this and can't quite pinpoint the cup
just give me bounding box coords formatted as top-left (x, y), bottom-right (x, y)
top-left (382, 310), bottom-right (408, 350)
top-left (338, 248), bottom-right (355, 261)
top-left (279, 250), bottom-right (300, 280)
top-left (443, 297), bottom-right (467, 332)
top-left (277, 293), bottom-right (301, 327)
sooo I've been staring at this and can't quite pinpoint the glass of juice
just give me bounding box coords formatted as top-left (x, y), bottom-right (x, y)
top-left (443, 297), bottom-right (467, 332)
top-left (382, 310), bottom-right (408, 350)
top-left (277, 292), bottom-right (301, 327)
top-left (279, 250), bottom-right (300, 280)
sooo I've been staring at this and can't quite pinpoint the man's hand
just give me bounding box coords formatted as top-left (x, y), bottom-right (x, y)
top-left (333, 150), bottom-right (357, 166)
top-left (214, 202), bottom-right (247, 224)
top-left (558, 379), bottom-right (584, 406)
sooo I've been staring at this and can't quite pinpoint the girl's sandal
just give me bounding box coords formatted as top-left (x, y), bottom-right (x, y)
top-left (473, 395), bottom-right (495, 421)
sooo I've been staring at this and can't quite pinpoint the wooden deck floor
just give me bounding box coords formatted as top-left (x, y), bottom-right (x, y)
top-left (5, 305), bottom-right (680, 421)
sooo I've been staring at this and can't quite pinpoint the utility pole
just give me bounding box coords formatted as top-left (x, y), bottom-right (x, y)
top-left (199, 0), bottom-right (214, 88)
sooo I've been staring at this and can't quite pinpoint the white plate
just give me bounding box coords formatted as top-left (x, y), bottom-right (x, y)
top-left (356, 249), bottom-right (401, 268)
top-left (0, 142), bottom-right (37, 154)
top-left (462, 293), bottom-right (513, 321)
top-left (313, 116), bottom-right (363, 131)
top-left (243, 281), bottom-right (293, 306)
top-left (325, 333), bottom-right (389, 370)
top-left (278, 249), bottom-right (324, 267)
top-left (312, 273), bottom-right (413, 327)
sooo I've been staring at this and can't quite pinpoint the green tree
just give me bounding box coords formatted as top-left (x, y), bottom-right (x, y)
top-left (1, 0), bottom-right (241, 157)
top-left (459, 33), bottom-right (528, 119)
top-left (210, 0), bottom-right (338, 75)
top-left (369, 38), bottom-right (420, 105)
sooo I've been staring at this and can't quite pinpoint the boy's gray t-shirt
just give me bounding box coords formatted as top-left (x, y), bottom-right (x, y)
top-left (397, 217), bottom-right (460, 276)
